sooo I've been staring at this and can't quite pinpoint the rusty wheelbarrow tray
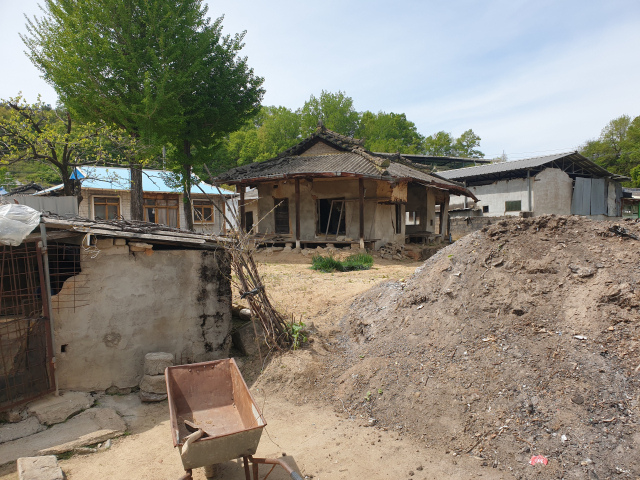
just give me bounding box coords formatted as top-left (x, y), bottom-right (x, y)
top-left (166, 358), bottom-right (303, 480)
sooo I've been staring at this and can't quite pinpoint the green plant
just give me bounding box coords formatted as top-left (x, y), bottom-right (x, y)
top-left (311, 253), bottom-right (373, 273)
top-left (286, 319), bottom-right (308, 350)
top-left (365, 391), bottom-right (372, 402)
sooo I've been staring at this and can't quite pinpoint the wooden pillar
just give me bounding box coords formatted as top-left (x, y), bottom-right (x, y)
top-left (295, 179), bottom-right (301, 249)
top-left (222, 197), bottom-right (227, 235)
top-left (438, 203), bottom-right (444, 235)
top-left (239, 185), bottom-right (245, 233)
top-left (359, 178), bottom-right (365, 249)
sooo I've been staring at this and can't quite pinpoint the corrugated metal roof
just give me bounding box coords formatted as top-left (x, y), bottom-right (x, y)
top-left (36, 167), bottom-right (235, 196)
top-left (437, 152), bottom-right (629, 182)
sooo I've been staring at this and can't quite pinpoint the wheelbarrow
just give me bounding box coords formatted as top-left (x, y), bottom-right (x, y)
top-left (166, 358), bottom-right (303, 480)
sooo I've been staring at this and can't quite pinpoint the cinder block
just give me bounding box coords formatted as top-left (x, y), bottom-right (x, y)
top-left (95, 238), bottom-right (114, 249)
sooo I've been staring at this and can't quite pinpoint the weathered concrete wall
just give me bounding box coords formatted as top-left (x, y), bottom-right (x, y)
top-left (531, 168), bottom-right (573, 215)
top-left (449, 215), bottom-right (507, 241)
top-left (53, 246), bottom-right (232, 392)
top-left (463, 178), bottom-right (529, 216)
top-left (78, 189), bottom-right (227, 234)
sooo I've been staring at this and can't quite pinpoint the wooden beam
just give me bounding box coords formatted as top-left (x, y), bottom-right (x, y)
top-left (359, 178), bottom-right (365, 248)
top-left (295, 179), bottom-right (301, 248)
top-left (239, 186), bottom-right (246, 233)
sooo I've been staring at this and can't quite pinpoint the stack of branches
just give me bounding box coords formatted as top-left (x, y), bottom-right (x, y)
top-left (196, 169), bottom-right (292, 351)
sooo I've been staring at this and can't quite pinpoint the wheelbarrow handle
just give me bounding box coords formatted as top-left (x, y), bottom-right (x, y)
top-left (248, 456), bottom-right (304, 480)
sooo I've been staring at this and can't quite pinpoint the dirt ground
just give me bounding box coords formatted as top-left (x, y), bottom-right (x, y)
top-left (1, 252), bottom-right (501, 480)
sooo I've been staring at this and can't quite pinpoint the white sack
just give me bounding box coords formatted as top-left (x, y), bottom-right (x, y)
top-left (0, 204), bottom-right (41, 246)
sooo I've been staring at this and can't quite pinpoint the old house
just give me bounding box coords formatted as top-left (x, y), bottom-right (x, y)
top-left (214, 125), bottom-right (475, 248)
top-left (37, 166), bottom-right (236, 234)
top-left (438, 152), bottom-right (629, 218)
top-left (0, 212), bottom-right (232, 410)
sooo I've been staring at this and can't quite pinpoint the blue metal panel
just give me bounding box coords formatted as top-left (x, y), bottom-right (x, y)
top-left (590, 178), bottom-right (606, 215)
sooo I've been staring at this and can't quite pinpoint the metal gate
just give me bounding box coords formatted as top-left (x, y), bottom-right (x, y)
top-left (0, 242), bottom-right (55, 411)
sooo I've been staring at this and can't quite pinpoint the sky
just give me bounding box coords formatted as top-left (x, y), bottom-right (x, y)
top-left (1, 0), bottom-right (640, 160)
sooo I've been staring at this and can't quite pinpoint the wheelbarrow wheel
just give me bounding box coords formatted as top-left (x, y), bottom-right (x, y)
top-left (204, 464), bottom-right (220, 479)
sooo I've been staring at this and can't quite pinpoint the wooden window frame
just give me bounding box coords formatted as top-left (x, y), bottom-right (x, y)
top-left (192, 199), bottom-right (214, 224)
top-left (144, 193), bottom-right (180, 228)
top-left (92, 195), bottom-right (121, 221)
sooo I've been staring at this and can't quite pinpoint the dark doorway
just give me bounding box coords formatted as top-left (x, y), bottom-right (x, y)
top-left (274, 199), bottom-right (290, 234)
top-left (245, 211), bottom-right (254, 233)
top-left (317, 199), bottom-right (346, 236)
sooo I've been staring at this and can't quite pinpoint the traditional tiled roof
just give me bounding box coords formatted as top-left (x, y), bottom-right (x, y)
top-left (214, 125), bottom-right (476, 199)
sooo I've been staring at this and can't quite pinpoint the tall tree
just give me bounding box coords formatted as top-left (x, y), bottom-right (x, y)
top-left (581, 115), bottom-right (640, 184)
top-left (423, 131), bottom-right (455, 156)
top-left (22, 0), bottom-right (263, 228)
top-left (299, 90), bottom-right (360, 137)
top-left (454, 129), bottom-right (485, 158)
top-left (0, 96), bottom-right (109, 197)
top-left (356, 111), bottom-right (424, 154)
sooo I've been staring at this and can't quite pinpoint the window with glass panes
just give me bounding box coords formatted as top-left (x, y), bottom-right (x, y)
top-left (144, 194), bottom-right (179, 228)
top-left (94, 197), bottom-right (120, 220)
top-left (193, 200), bottom-right (214, 223)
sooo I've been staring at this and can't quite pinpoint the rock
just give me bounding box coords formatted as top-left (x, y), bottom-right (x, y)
top-left (99, 438), bottom-right (112, 450)
top-left (293, 248), bottom-right (301, 253)
top-left (492, 258), bottom-right (504, 267)
top-left (0, 407), bottom-right (27, 424)
top-left (114, 238), bottom-right (127, 246)
top-left (144, 352), bottom-right (174, 376)
top-left (284, 243), bottom-right (293, 248)
top-left (17, 456), bottom-right (64, 480)
top-left (105, 386), bottom-right (132, 395)
top-left (139, 375), bottom-right (167, 395)
top-left (129, 242), bottom-right (152, 252)
top-left (238, 308), bottom-right (252, 321)
top-left (27, 391), bottom-right (94, 426)
top-left (0, 417), bottom-right (45, 444)
top-left (0, 408), bottom-right (125, 465)
top-left (75, 446), bottom-right (97, 454)
top-left (282, 246), bottom-right (292, 252)
top-left (301, 249), bottom-right (311, 256)
top-left (571, 395), bottom-right (585, 405)
top-left (95, 238), bottom-right (114, 249)
top-left (139, 391), bottom-right (168, 403)
top-left (271, 247), bottom-right (284, 252)
top-left (231, 321), bottom-right (266, 356)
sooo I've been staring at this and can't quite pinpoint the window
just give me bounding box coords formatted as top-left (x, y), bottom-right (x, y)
top-left (144, 194), bottom-right (179, 228)
top-left (193, 200), bottom-right (214, 223)
top-left (316, 199), bottom-right (346, 235)
top-left (505, 200), bottom-right (521, 212)
top-left (395, 204), bottom-right (402, 234)
top-left (482, 205), bottom-right (489, 213)
top-left (94, 196), bottom-right (120, 220)
top-left (274, 198), bottom-right (290, 234)
top-left (405, 211), bottom-right (420, 225)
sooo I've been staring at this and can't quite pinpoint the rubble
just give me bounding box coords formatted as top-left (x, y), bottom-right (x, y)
top-left (27, 391), bottom-right (94, 426)
top-left (17, 456), bottom-right (64, 480)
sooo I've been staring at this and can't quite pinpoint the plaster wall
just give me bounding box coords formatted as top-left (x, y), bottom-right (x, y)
top-left (532, 168), bottom-right (573, 215)
top-left (53, 247), bottom-right (232, 391)
top-left (467, 178), bottom-right (530, 217)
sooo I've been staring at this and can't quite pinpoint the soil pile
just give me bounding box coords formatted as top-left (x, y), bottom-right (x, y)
top-left (323, 216), bottom-right (640, 479)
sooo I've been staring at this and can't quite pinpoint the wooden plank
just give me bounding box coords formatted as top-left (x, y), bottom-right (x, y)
top-left (295, 179), bottom-right (300, 241)
top-left (71, 227), bottom-right (207, 244)
top-left (240, 186), bottom-right (246, 232)
top-left (359, 178), bottom-right (365, 242)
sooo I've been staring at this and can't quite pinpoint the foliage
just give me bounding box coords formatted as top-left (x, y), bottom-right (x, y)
top-left (581, 114), bottom-right (640, 185)
top-left (285, 319), bottom-right (307, 350)
top-left (0, 96), bottom-right (114, 195)
top-left (357, 111), bottom-right (424, 154)
top-left (311, 253), bottom-right (374, 273)
top-left (424, 129), bottom-right (485, 158)
top-left (300, 90), bottom-right (360, 137)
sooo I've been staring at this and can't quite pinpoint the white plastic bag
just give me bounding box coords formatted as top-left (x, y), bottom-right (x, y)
top-left (0, 204), bottom-right (41, 246)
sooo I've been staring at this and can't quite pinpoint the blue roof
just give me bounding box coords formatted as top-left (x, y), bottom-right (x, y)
top-left (37, 167), bottom-right (235, 196)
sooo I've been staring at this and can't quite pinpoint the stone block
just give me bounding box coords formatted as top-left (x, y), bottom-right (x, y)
top-left (0, 417), bottom-right (45, 444)
top-left (139, 391), bottom-right (168, 403)
top-left (95, 238), bottom-right (114, 249)
top-left (114, 238), bottom-right (127, 246)
top-left (300, 249), bottom-right (311, 256)
top-left (17, 456), bottom-right (64, 480)
top-left (144, 352), bottom-right (174, 376)
top-left (282, 246), bottom-right (292, 252)
top-left (139, 375), bottom-right (167, 394)
top-left (231, 321), bottom-right (266, 356)
top-left (99, 245), bottom-right (129, 255)
top-left (129, 242), bottom-right (153, 252)
top-left (27, 391), bottom-right (94, 426)
top-left (0, 407), bottom-right (27, 424)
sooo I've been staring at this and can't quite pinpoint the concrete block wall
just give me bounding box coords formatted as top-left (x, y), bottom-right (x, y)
top-left (448, 216), bottom-right (508, 241)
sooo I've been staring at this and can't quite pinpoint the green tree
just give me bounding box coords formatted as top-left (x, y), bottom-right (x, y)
top-left (22, 0), bottom-right (263, 229)
top-left (423, 131), bottom-right (455, 156)
top-left (581, 115), bottom-right (640, 183)
top-left (299, 90), bottom-right (360, 137)
top-left (0, 96), bottom-right (109, 196)
top-left (356, 111), bottom-right (424, 154)
top-left (454, 129), bottom-right (484, 158)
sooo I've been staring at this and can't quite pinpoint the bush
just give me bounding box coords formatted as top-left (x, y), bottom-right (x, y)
top-left (311, 253), bottom-right (374, 273)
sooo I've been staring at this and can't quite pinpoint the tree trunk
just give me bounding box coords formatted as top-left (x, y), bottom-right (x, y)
top-left (183, 140), bottom-right (194, 231)
top-left (130, 165), bottom-right (144, 221)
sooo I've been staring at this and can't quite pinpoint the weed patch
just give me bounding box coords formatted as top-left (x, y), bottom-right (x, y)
top-left (311, 254), bottom-right (373, 273)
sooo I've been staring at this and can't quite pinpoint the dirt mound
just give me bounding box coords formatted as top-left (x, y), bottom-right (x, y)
top-left (323, 215), bottom-right (640, 479)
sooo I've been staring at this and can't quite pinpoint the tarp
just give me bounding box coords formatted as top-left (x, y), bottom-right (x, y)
top-left (0, 204), bottom-right (41, 246)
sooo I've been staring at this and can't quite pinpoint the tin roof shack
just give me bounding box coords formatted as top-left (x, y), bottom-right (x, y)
top-left (622, 188), bottom-right (640, 218)
top-left (439, 152), bottom-right (629, 218)
top-left (215, 125), bottom-right (475, 249)
top-left (37, 167), bottom-right (237, 234)
top-left (36, 216), bottom-right (233, 393)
